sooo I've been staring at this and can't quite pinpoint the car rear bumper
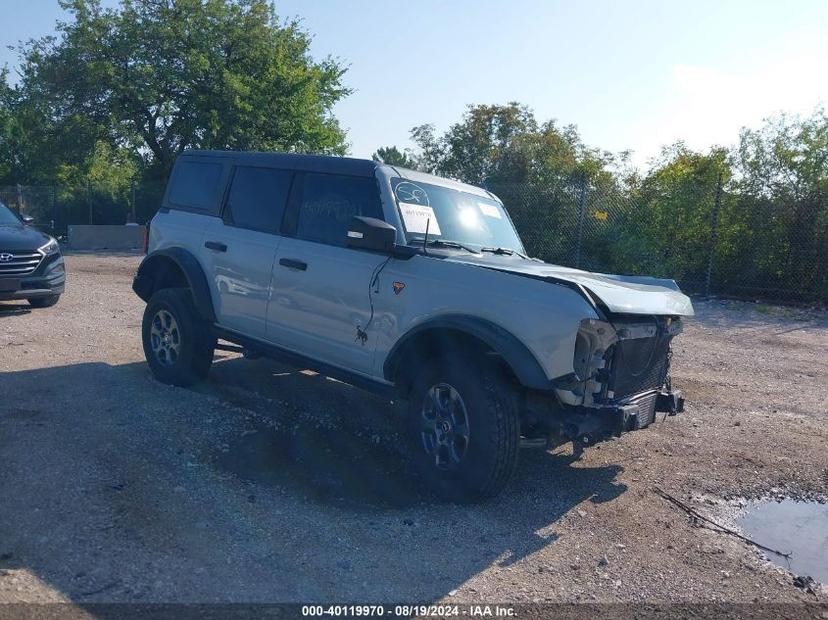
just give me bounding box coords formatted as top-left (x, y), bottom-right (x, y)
top-left (0, 257), bottom-right (65, 300)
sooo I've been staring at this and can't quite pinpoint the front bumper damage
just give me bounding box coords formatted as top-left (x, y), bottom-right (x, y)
top-left (530, 315), bottom-right (685, 447)
top-left (554, 388), bottom-right (684, 444)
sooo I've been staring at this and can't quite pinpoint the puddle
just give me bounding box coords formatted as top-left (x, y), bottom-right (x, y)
top-left (738, 499), bottom-right (828, 584)
top-left (214, 420), bottom-right (424, 510)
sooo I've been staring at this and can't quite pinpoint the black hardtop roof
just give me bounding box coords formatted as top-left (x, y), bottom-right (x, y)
top-left (181, 150), bottom-right (379, 177)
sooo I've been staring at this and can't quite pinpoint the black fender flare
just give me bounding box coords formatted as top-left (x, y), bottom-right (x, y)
top-left (383, 314), bottom-right (551, 390)
top-left (132, 247), bottom-right (216, 322)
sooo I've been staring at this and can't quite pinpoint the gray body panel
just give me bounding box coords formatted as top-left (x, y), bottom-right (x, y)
top-left (148, 209), bottom-right (212, 265)
top-left (439, 255), bottom-right (695, 317)
top-left (267, 237), bottom-right (381, 376)
top-left (202, 217), bottom-right (280, 338)
top-left (365, 254), bottom-right (600, 382)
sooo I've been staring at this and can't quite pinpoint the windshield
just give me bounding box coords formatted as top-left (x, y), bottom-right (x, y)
top-left (390, 177), bottom-right (525, 254)
top-left (0, 201), bottom-right (21, 225)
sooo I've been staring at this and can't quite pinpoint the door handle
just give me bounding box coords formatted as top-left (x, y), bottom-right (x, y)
top-left (279, 258), bottom-right (307, 271)
top-left (204, 241), bottom-right (227, 252)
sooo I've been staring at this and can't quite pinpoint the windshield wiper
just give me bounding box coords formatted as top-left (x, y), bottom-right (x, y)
top-left (410, 238), bottom-right (480, 254)
top-left (481, 246), bottom-right (528, 259)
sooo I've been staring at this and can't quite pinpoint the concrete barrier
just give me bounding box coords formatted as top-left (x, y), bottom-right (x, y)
top-left (68, 225), bottom-right (146, 251)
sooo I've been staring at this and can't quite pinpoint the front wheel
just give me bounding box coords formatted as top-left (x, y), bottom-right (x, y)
top-left (141, 288), bottom-right (216, 387)
top-left (406, 353), bottom-right (520, 503)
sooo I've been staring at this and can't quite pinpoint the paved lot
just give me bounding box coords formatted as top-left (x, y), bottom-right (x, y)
top-left (1, 253), bottom-right (826, 605)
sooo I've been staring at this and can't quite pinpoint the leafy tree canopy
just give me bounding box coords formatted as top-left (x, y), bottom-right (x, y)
top-left (408, 103), bottom-right (617, 189)
top-left (10, 0), bottom-right (351, 181)
top-left (371, 145), bottom-right (417, 168)
top-left (736, 108), bottom-right (827, 205)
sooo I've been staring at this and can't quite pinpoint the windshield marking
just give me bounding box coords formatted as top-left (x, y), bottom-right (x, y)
top-left (393, 181), bottom-right (429, 206)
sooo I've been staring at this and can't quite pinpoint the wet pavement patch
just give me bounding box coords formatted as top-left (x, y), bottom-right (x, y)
top-left (738, 499), bottom-right (828, 584)
top-left (213, 420), bottom-right (424, 510)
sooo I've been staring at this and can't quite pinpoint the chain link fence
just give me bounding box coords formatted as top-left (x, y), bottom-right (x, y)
top-left (0, 182), bottom-right (166, 241)
top-left (2, 178), bottom-right (825, 303)
top-left (489, 176), bottom-right (827, 303)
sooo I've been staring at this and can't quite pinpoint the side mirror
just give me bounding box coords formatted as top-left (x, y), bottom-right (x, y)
top-left (346, 216), bottom-right (397, 253)
top-left (20, 214), bottom-right (34, 225)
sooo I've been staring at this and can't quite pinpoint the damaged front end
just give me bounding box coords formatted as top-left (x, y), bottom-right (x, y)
top-left (529, 316), bottom-right (685, 447)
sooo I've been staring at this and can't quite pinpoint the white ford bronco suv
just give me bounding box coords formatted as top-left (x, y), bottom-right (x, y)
top-left (134, 150), bottom-right (694, 501)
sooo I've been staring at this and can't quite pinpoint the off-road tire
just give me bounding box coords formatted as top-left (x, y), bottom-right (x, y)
top-left (142, 287), bottom-right (215, 387)
top-left (406, 352), bottom-right (520, 503)
top-left (27, 295), bottom-right (60, 308)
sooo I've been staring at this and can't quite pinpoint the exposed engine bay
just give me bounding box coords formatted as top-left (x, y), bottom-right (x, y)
top-left (561, 315), bottom-right (682, 406)
top-left (523, 314), bottom-right (685, 447)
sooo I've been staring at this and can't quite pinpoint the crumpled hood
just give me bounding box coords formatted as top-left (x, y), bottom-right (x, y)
top-left (447, 255), bottom-right (695, 317)
top-left (0, 223), bottom-right (50, 252)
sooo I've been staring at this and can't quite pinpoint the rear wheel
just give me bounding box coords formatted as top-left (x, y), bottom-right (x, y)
top-left (27, 295), bottom-right (60, 308)
top-left (406, 353), bottom-right (520, 502)
top-left (141, 288), bottom-right (215, 386)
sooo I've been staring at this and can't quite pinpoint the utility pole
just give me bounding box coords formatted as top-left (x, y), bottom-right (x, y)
top-left (705, 172), bottom-right (723, 297)
top-left (574, 174), bottom-right (588, 268)
top-left (88, 184), bottom-right (93, 225)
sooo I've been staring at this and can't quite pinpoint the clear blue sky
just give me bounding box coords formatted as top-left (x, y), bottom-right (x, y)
top-left (3, 0), bottom-right (827, 167)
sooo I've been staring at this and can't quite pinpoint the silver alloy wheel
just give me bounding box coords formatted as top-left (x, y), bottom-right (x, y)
top-left (420, 382), bottom-right (471, 470)
top-left (150, 309), bottom-right (181, 367)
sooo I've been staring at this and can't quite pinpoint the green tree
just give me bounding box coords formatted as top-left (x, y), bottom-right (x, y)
top-left (410, 103), bottom-right (537, 185)
top-left (18, 0), bottom-right (351, 178)
top-left (54, 140), bottom-right (140, 224)
top-left (406, 103), bottom-right (623, 265)
top-left (622, 143), bottom-right (731, 287)
top-left (372, 145), bottom-right (417, 168)
top-left (0, 69), bottom-right (17, 183)
top-left (0, 68), bottom-right (50, 186)
top-left (407, 103), bottom-right (617, 187)
top-left (731, 110), bottom-right (828, 297)
top-left (736, 109), bottom-right (828, 203)
top-left (1, 81), bottom-right (111, 187)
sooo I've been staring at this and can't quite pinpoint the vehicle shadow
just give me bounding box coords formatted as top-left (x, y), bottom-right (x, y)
top-left (0, 356), bottom-right (627, 602)
top-left (0, 301), bottom-right (31, 317)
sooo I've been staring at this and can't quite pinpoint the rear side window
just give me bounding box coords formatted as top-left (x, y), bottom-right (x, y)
top-left (225, 166), bottom-right (292, 234)
top-left (167, 160), bottom-right (224, 211)
top-left (295, 173), bottom-right (382, 247)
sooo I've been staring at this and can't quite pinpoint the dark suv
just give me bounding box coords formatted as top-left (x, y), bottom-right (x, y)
top-left (0, 201), bottom-right (65, 308)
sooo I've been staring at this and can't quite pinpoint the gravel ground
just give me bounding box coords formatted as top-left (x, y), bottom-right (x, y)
top-left (1, 253), bottom-right (826, 608)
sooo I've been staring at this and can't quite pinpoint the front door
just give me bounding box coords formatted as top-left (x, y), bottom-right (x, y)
top-left (201, 165), bottom-right (293, 338)
top-left (267, 172), bottom-right (388, 375)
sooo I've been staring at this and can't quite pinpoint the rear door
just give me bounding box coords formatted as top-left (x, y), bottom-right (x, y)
top-left (266, 172), bottom-right (387, 374)
top-left (201, 165), bottom-right (293, 338)
top-left (153, 156), bottom-right (229, 258)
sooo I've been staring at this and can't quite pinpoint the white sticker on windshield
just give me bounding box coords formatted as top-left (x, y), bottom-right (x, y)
top-left (399, 203), bottom-right (442, 235)
top-left (478, 202), bottom-right (502, 219)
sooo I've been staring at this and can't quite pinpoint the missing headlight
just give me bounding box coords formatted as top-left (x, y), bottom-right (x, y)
top-left (557, 319), bottom-right (619, 406)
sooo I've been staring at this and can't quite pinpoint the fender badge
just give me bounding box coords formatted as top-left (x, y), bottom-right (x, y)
top-left (392, 281), bottom-right (405, 295)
